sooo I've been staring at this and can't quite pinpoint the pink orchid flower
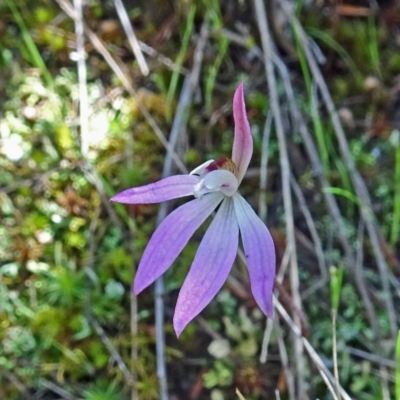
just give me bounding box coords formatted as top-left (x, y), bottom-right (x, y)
top-left (111, 83), bottom-right (276, 336)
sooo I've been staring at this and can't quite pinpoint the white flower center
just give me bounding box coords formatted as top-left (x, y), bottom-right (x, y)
top-left (190, 157), bottom-right (239, 199)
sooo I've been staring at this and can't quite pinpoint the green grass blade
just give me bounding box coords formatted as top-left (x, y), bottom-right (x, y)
top-left (322, 186), bottom-right (363, 207)
top-left (334, 157), bottom-right (355, 217)
top-left (307, 27), bottom-right (363, 83)
top-left (367, 15), bottom-right (380, 75)
top-left (310, 85), bottom-right (329, 170)
top-left (166, 5), bottom-right (196, 122)
top-left (5, 0), bottom-right (53, 86)
top-left (391, 131), bottom-right (400, 246)
top-left (204, 0), bottom-right (229, 111)
top-left (292, 23), bottom-right (312, 98)
top-left (330, 265), bottom-right (344, 314)
top-left (293, 24), bottom-right (331, 172)
top-left (205, 37), bottom-right (228, 111)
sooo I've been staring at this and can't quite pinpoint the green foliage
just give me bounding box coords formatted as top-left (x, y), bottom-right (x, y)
top-left (80, 381), bottom-right (128, 400)
top-left (165, 5), bottom-right (196, 122)
top-left (391, 130), bottom-right (400, 245)
top-left (204, 0), bottom-right (230, 111)
top-left (4, 0), bottom-right (53, 85)
top-left (330, 265), bottom-right (344, 314)
top-left (204, 360), bottom-right (234, 388)
top-left (46, 266), bottom-right (87, 306)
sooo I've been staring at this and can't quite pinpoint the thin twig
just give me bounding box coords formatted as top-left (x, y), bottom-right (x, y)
top-left (276, 243), bottom-right (292, 284)
top-left (2, 369), bottom-right (29, 396)
top-left (130, 273), bottom-right (138, 400)
top-left (114, 0), bottom-right (149, 76)
top-left (39, 378), bottom-right (75, 400)
top-left (346, 347), bottom-right (397, 368)
top-left (258, 111), bottom-right (273, 222)
top-left (259, 317), bottom-right (274, 363)
top-left (290, 174), bottom-right (328, 298)
top-left (236, 388), bottom-right (247, 400)
top-left (197, 315), bottom-right (224, 341)
top-left (127, 189), bottom-right (138, 400)
top-left (137, 40), bottom-right (189, 74)
top-left (355, 218), bottom-right (380, 340)
top-left (380, 365), bottom-right (391, 400)
top-left (253, 1), bottom-right (305, 397)
top-left (88, 313), bottom-right (134, 384)
top-left (257, 100), bottom-right (273, 370)
top-left (274, 316), bottom-right (296, 400)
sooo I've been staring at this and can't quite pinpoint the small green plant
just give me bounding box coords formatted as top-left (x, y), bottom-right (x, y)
top-left (80, 381), bottom-right (127, 400)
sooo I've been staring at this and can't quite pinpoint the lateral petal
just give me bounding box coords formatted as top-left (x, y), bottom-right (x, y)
top-left (231, 83), bottom-right (253, 184)
top-left (173, 198), bottom-right (239, 336)
top-left (134, 192), bottom-right (224, 294)
top-left (110, 175), bottom-right (199, 204)
top-left (233, 194), bottom-right (275, 317)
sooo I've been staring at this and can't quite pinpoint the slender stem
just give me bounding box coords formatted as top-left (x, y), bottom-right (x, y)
top-left (391, 133), bottom-right (400, 245)
top-left (290, 174), bottom-right (328, 298)
top-left (154, 277), bottom-right (168, 400)
top-left (129, 241), bottom-right (138, 400)
top-left (258, 111), bottom-right (273, 223)
top-left (114, 0), bottom-right (149, 76)
top-left (332, 309), bottom-right (341, 400)
top-left (127, 184), bottom-right (138, 397)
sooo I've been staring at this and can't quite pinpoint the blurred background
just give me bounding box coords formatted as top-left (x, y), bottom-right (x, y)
top-left (0, 0), bottom-right (400, 399)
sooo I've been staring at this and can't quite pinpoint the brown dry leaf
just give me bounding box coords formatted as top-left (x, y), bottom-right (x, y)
top-left (13, 236), bottom-right (43, 264)
top-left (335, 4), bottom-right (371, 18)
top-left (57, 185), bottom-right (88, 216)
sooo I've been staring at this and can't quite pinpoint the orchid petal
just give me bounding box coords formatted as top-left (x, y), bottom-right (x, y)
top-left (232, 83), bottom-right (253, 184)
top-left (173, 198), bottom-right (239, 336)
top-left (110, 175), bottom-right (199, 204)
top-left (134, 192), bottom-right (224, 294)
top-left (233, 194), bottom-right (275, 317)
